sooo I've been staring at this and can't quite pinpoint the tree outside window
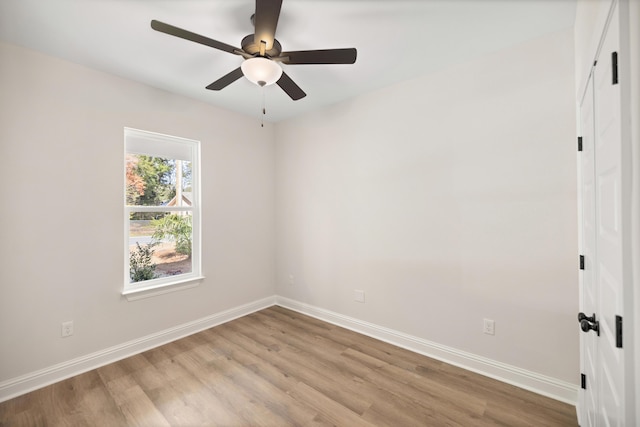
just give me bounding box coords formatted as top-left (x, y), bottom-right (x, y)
top-left (124, 128), bottom-right (201, 294)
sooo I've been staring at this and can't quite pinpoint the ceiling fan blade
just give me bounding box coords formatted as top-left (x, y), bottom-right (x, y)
top-left (254, 0), bottom-right (282, 50)
top-left (205, 67), bottom-right (244, 91)
top-left (276, 72), bottom-right (306, 101)
top-left (279, 48), bottom-right (358, 65)
top-left (151, 20), bottom-right (240, 55)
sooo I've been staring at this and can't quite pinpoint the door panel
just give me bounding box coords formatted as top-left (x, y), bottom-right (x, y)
top-left (593, 2), bottom-right (624, 425)
top-left (597, 170), bottom-right (619, 238)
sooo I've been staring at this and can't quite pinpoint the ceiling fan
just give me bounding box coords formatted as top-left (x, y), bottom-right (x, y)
top-left (151, 0), bottom-right (357, 101)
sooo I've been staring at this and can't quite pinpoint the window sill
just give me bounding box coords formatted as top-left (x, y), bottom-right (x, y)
top-left (122, 276), bottom-right (204, 301)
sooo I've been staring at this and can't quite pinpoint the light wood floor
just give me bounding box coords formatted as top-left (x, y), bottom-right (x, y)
top-left (0, 306), bottom-right (578, 426)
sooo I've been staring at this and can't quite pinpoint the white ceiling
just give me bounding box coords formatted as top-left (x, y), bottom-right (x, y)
top-left (0, 0), bottom-right (576, 122)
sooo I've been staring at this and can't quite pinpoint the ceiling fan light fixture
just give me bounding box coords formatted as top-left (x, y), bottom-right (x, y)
top-left (241, 57), bottom-right (282, 87)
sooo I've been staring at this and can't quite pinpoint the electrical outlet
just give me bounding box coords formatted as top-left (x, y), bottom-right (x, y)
top-left (61, 321), bottom-right (74, 337)
top-left (483, 319), bottom-right (495, 335)
top-left (288, 274), bottom-right (294, 286)
top-left (354, 290), bottom-right (365, 303)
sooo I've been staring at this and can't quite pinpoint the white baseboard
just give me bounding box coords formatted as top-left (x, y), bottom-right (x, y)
top-left (0, 296), bottom-right (276, 403)
top-left (1, 294), bottom-right (578, 406)
top-left (275, 296), bottom-right (578, 406)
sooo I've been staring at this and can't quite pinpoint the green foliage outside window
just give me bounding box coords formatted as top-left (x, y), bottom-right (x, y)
top-left (129, 242), bottom-right (158, 282)
top-left (152, 214), bottom-right (193, 257)
top-left (136, 155), bottom-right (174, 205)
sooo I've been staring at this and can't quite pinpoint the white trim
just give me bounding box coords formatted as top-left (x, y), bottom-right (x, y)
top-left (0, 296), bottom-right (276, 403)
top-left (628, 0), bottom-right (640, 423)
top-left (0, 295), bottom-right (578, 406)
top-left (125, 206), bottom-right (195, 213)
top-left (275, 296), bottom-right (579, 406)
top-left (122, 276), bottom-right (204, 300)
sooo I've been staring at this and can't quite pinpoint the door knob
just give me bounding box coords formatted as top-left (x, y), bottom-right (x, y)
top-left (578, 312), bottom-right (595, 323)
top-left (578, 312), bottom-right (600, 335)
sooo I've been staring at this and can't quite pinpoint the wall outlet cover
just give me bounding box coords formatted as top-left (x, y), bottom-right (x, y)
top-left (483, 319), bottom-right (495, 335)
top-left (61, 321), bottom-right (74, 337)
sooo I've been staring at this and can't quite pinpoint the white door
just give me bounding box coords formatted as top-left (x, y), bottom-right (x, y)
top-left (578, 2), bottom-right (627, 425)
top-left (592, 5), bottom-right (625, 425)
top-left (579, 69), bottom-right (598, 426)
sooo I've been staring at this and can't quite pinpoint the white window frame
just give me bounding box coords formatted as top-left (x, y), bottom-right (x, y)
top-left (123, 127), bottom-right (202, 299)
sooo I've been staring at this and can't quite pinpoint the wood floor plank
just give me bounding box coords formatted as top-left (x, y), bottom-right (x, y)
top-left (189, 334), bottom-right (319, 425)
top-left (103, 374), bottom-right (171, 427)
top-left (268, 306), bottom-right (446, 374)
top-left (377, 362), bottom-right (488, 414)
top-left (0, 306), bottom-right (578, 426)
top-left (229, 318), bottom-right (374, 415)
top-left (288, 381), bottom-right (375, 427)
top-left (253, 311), bottom-right (377, 381)
top-left (213, 324), bottom-right (301, 393)
top-left (172, 346), bottom-right (296, 426)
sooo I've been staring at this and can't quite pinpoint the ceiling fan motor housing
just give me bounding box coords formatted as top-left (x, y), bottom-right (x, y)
top-left (241, 35), bottom-right (282, 58)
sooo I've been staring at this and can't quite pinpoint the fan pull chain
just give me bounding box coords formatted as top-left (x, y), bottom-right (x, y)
top-left (261, 86), bottom-right (266, 128)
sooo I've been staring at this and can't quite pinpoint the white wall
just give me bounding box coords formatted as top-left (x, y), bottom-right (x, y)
top-left (275, 29), bottom-right (578, 384)
top-left (0, 42), bottom-right (276, 384)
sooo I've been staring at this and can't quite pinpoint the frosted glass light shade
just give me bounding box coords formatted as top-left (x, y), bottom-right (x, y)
top-left (241, 57), bottom-right (283, 87)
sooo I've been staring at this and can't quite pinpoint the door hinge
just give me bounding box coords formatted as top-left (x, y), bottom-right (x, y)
top-left (578, 136), bottom-right (583, 152)
top-left (581, 373), bottom-right (586, 389)
top-left (579, 255), bottom-right (585, 270)
top-left (612, 52), bottom-right (619, 85)
top-left (616, 315), bottom-right (623, 348)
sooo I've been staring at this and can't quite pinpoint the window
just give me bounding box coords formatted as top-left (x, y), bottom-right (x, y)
top-left (124, 128), bottom-right (201, 296)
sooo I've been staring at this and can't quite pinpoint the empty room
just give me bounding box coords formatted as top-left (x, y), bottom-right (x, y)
top-left (0, 0), bottom-right (638, 426)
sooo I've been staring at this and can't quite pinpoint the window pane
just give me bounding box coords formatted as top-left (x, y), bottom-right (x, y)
top-left (126, 154), bottom-right (192, 207)
top-left (129, 212), bottom-right (193, 283)
top-left (124, 128), bottom-right (200, 294)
